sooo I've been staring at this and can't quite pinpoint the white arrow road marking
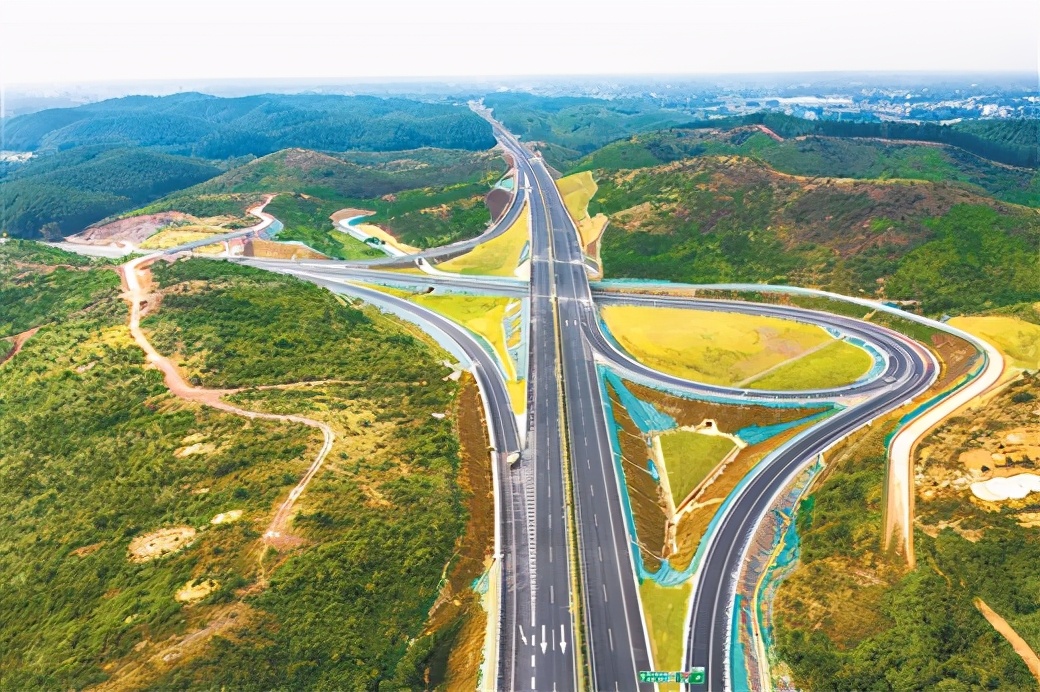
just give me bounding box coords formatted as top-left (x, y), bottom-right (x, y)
top-left (519, 625), bottom-right (527, 645)
top-left (560, 624), bottom-right (567, 654)
top-left (541, 625), bottom-right (547, 654)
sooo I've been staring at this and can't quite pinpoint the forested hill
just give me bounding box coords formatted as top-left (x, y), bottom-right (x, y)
top-left (3, 93), bottom-right (496, 156)
top-left (0, 147), bottom-right (221, 239)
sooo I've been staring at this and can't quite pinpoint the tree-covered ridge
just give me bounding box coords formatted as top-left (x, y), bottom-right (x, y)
top-left (590, 156), bottom-right (1039, 314)
top-left (571, 127), bottom-right (1040, 206)
top-left (160, 146), bottom-right (506, 203)
top-left (0, 147), bottom-right (222, 239)
top-left (487, 94), bottom-right (1037, 170)
top-left (4, 92), bottom-right (496, 156)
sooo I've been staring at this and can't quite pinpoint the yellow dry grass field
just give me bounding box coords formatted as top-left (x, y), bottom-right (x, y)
top-left (138, 226), bottom-right (222, 250)
top-left (556, 171), bottom-right (609, 252)
top-left (247, 239), bottom-right (327, 260)
top-left (949, 315), bottom-right (1040, 370)
top-left (660, 431), bottom-right (736, 503)
top-left (744, 339), bottom-right (873, 391)
top-left (601, 305), bottom-right (849, 387)
top-left (355, 222), bottom-right (421, 255)
top-left (409, 293), bottom-right (526, 413)
top-left (437, 205), bottom-right (530, 277)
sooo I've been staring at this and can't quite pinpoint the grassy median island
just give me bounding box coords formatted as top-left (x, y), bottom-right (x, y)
top-left (0, 248), bottom-right (488, 689)
top-left (600, 304), bottom-right (872, 390)
top-left (659, 431), bottom-right (736, 503)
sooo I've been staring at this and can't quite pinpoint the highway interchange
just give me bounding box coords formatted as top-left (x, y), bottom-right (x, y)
top-left (183, 117), bottom-right (943, 690)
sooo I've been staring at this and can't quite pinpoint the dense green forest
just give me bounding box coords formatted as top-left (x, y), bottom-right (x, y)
top-left (3, 92), bottom-right (496, 156)
top-left (0, 246), bottom-right (472, 688)
top-left (0, 147), bottom-right (221, 238)
top-left (588, 154), bottom-right (1039, 314)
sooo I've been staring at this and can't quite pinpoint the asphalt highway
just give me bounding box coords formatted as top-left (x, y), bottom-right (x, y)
top-left (502, 125), bottom-right (654, 691)
top-left (590, 293), bottom-right (920, 403)
top-left (227, 117), bottom-right (942, 692)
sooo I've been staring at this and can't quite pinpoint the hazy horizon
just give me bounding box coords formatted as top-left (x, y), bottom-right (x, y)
top-left (4, 0), bottom-right (1037, 87)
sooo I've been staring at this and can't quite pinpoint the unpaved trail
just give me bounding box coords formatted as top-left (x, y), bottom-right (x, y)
top-left (975, 598), bottom-right (1040, 684)
top-left (0, 327), bottom-right (40, 367)
top-left (884, 337), bottom-right (1005, 568)
top-left (120, 252), bottom-right (333, 547)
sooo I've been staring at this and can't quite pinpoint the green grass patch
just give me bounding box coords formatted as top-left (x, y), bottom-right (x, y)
top-left (659, 431), bottom-right (735, 502)
top-left (746, 340), bottom-right (873, 391)
top-left (264, 194), bottom-right (383, 260)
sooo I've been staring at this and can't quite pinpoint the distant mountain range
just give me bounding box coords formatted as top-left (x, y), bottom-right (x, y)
top-left (2, 92), bottom-right (496, 157)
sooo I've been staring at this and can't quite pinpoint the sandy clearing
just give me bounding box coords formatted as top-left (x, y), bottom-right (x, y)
top-left (330, 208), bottom-right (376, 223)
top-left (128, 527), bottom-right (196, 562)
top-left (210, 509), bottom-right (243, 525)
top-left (971, 474), bottom-right (1040, 502)
top-left (175, 578), bottom-right (219, 604)
top-left (175, 442), bottom-right (216, 458)
top-left (975, 598), bottom-right (1040, 684)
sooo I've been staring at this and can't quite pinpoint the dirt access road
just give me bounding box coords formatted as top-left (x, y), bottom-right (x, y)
top-left (120, 248), bottom-right (333, 547)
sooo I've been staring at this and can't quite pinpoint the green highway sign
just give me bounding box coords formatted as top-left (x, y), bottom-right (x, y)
top-left (638, 668), bottom-right (706, 685)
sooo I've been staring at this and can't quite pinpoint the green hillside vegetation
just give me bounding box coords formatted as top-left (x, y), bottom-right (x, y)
top-left (654, 112), bottom-right (1039, 168)
top-left (0, 147), bottom-right (221, 239)
top-left (0, 248), bottom-right (475, 689)
top-left (0, 240), bottom-right (119, 334)
top-left (4, 92), bottom-right (496, 157)
top-left (588, 155), bottom-right (1039, 314)
top-left (264, 194), bottom-right (383, 260)
top-left (774, 377), bottom-right (1040, 690)
top-left (142, 259), bottom-right (470, 688)
top-left (572, 128), bottom-right (1040, 206)
top-left (138, 148), bottom-right (506, 250)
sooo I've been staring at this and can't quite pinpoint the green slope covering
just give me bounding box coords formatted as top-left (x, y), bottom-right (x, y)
top-left (774, 377), bottom-right (1040, 691)
top-left (590, 156), bottom-right (1039, 314)
top-left (264, 194), bottom-right (383, 260)
top-left (571, 128), bottom-right (1040, 206)
top-left (0, 147), bottom-right (221, 239)
top-left (0, 248), bottom-right (471, 689)
top-left (137, 147), bottom-right (507, 251)
top-left (4, 92), bottom-right (496, 156)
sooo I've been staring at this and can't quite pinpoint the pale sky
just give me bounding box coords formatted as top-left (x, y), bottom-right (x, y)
top-left (3, 0), bottom-right (1037, 85)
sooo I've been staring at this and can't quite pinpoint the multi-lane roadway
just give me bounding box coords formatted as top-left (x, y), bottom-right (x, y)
top-left (180, 117), bottom-right (941, 691)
